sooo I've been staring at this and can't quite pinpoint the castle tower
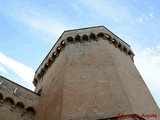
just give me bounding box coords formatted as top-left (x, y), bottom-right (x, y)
top-left (33, 26), bottom-right (160, 120)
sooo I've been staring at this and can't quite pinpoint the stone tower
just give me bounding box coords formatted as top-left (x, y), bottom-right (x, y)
top-left (33, 26), bottom-right (160, 120)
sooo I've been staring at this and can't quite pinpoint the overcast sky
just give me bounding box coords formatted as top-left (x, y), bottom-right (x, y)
top-left (0, 0), bottom-right (160, 107)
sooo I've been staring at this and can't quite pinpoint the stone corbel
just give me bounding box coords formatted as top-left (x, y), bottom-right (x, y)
top-left (95, 35), bottom-right (98, 41)
top-left (40, 69), bottom-right (45, 76)
top-left (110, 38), bottom-right (115, 44)
top-left (44, 63), bottom-right (49, 70)
top-left (87, 36), bottom-right (91, 42)
top-left (10, 104), bottom-right (16, 111)
top-left (117, 42), bottom-right (122, 51)
top-left (33, 78), bottom-right (38, 86)
top-left (108, 39), bottom-right (112, 44)
top-left (37, 74), bottom-right (41, 80)
top-left (80, 37), bottom-right (83, 43)
top-left (120, 45), bottom-right (125, 52)
top-left (104, 34), bottom-right (110, 40)
top-left (113, 39), bottom-right (118, 48)
top-left (21, 109), bottom-right (26, 116)
top-left (57, 46), bottom-right (62, 52)
top-left (73, 37), bottom-right (75, 44)
top-left (61, 40), bottom-right (66, 46)
top-left (122, 46), bottom-right (127, 53)
top-left (52, 52), bottom-right (57, 59)
top-left (0, 99), bottom-right (4, 106)
top-left (48, 58), bottom-right (53, 66)
top-left (124, 49), bottom-right (129, 55)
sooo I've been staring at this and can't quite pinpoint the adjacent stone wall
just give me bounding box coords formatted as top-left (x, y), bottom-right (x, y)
top-left (0, 76), bottom-right (39, 120)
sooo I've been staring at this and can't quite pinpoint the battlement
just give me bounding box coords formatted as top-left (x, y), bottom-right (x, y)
top-left (0, 76), bottom-right (39, 118)
top-left (33, 26), bottom-right (134, 87)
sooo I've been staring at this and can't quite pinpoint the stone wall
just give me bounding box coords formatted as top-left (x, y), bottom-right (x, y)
top-left (34, 26), bottom-right (160, 120)
top-left (1, 26), bottom-right (158, 120)
top-left (0, 76), bottom-right (39, 120)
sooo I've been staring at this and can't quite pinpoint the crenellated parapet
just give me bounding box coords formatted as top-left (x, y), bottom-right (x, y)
top-left (0, 76), bottom-right (39, 117)
top-left (33, 26), bottom-right (135, 87)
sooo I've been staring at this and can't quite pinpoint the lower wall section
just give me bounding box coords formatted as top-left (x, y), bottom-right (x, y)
top-left (0, 76), bottom-right (39, 120)
top-left (0, 100), bottom-right (34, 120)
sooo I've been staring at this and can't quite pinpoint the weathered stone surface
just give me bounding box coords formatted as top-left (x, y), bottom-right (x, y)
top-left (34, 26), bottom-right (160, 120)
top-left (0, 76), bottom-right (39, 120)
top-left (0, 26), bottom-right (159, 120)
